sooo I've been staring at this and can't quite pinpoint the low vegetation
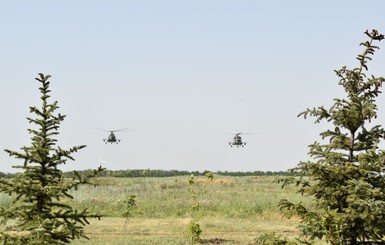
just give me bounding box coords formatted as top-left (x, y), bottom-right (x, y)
top-left (0, 175), bottom-right (309, 244)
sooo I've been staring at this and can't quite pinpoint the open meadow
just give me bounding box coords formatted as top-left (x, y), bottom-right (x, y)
top-left (0, 174), bottom-right (320, 244)
top-left (39, 175), bottom-right (313, 245)
top-left (0, 175), bottom-right (314, 244)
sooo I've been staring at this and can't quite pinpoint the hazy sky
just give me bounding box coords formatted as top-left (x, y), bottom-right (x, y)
top-left (1, 1), bottom-right (385, 173)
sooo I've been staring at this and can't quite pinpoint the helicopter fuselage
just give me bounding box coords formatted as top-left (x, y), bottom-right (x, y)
top-left (103, 132), bottom-right (121, 144)
top-left (229, 134), bottom-right (246, 147)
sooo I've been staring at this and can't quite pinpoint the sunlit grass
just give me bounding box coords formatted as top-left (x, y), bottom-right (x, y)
top-left (0, 175), bottom-right (312, 244)
top-left (64, 176), bottom-right (310, 219)
top-left (71, 216), bottom-right (301, 245)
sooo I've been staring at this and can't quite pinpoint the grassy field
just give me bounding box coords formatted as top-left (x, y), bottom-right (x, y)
top-left (0, 175), bottom-right (312, 244)
top-left (71, 216), bottom-right (300, 245)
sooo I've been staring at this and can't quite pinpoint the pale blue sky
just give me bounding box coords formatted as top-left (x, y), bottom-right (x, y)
top-left (1, 1), bottom-right (385, 172)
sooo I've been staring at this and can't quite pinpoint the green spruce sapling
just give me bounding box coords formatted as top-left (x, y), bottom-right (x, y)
top-left (256, 29), bottom-right (385, 245)
top-left (0, 74), bottom-right (104, 244)
top-left (275, 30), bottom-right (385, 245)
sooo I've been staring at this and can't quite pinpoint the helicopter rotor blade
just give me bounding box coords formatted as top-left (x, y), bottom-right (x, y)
top-left (94, 128), bottom-right (137, 132)
top-left (228, 132), bottom-right (263, 135)
top-left (111, 128), bottom-right (128, 132)
top-left (111, 128), bottom-right (138, 132)
top-left (94, 128), bottom-right (110, 132)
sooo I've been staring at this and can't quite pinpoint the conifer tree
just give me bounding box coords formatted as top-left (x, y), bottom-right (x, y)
top-left (0, 74), bottom-right (104, 244)
top-left (275, 30), bottom-right (385, 245)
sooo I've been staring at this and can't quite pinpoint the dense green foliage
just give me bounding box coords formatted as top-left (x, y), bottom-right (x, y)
top-left (265, 30), bottom-right (385, 245)
top-left (0, 74), bottom-right (104, 244)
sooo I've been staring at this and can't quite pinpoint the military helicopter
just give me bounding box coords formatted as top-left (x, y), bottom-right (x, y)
top-left (96, 128), bottom-right (135, 144)
top-left (228, 132), bottom-right (257, 147)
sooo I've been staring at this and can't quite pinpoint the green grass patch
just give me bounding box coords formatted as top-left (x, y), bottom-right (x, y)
top-left (1, 175), bottom-right (312, 244)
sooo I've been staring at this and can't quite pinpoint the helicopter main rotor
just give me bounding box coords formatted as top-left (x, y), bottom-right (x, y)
top-left (95, 128), bottom-right (135, 133)
top-left (229, 132), bottom-right (259, 136)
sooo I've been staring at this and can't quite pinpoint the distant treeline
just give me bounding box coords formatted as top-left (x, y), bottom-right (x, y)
top-left (0, 169), bottom-right (294, 179)
top-left (64, 169), bottom-right (294, 178)
top-left (0, 172), bottom-right (14, 178)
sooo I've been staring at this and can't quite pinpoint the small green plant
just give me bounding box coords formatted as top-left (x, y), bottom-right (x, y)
top-left (122, 195), bottom-right (137, 220)
top-left (186, 172), bottom-right (214, 244)
top-left (187, 220), bottom-right (202, 244)
top-left (122, 194), bottom-right (137, 235)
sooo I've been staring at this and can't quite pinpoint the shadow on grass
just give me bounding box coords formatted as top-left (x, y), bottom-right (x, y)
top-left (200, 238), bottom-right (238, 244)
